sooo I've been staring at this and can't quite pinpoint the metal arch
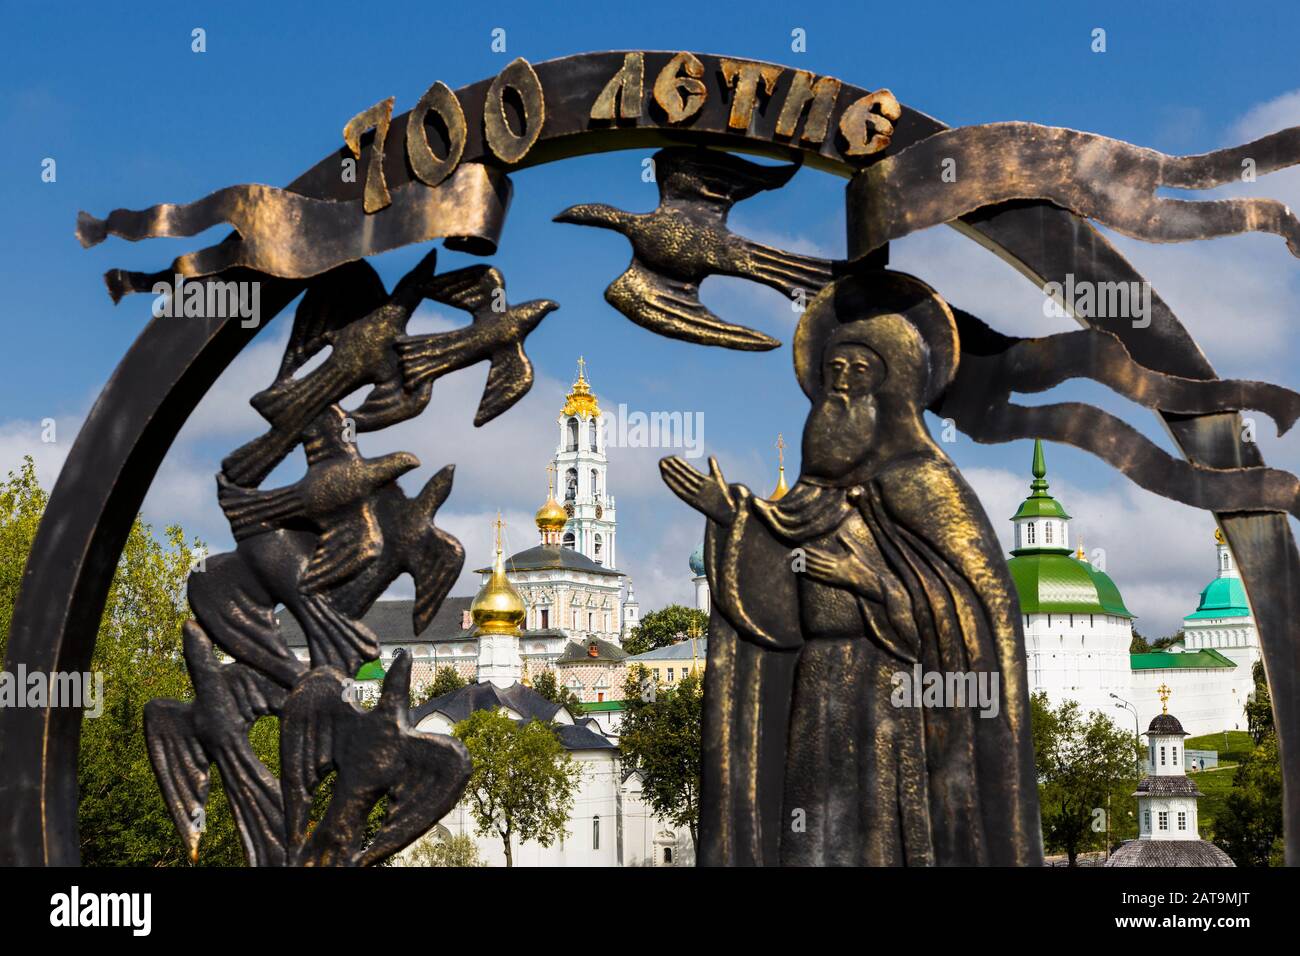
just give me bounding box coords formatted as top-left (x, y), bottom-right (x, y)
top-left (1, 49), bottom-right (1295, 865)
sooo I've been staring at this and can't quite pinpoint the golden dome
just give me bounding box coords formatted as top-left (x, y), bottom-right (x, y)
top-left (536, 464), bottom-right (568, 533)
top-left (560, 356), bottom-right (601, 419)
top-left (1215, 527), bottom-right (1225, 544)
top-left (471, 516), bottom-right (526, 636)
top-left (536, 497), bottom-right (567, 532)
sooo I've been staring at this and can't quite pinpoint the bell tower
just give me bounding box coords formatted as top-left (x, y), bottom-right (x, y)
top-left (553, 357), bottom-right (617, 568)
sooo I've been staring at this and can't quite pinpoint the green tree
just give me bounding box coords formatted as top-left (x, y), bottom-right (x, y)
top-left (406, 831), bottom-right (484, 867)
top-left (530, 668), bottom-right (585, 716)
top-left (0, 458), bottom-right (46, 645)
top-left (1129, 632), bottom-right (1151, 654)
top-left (1245, 660), bottom-right (1274, 744)
top-left (453, 708), bottom-right (580, 866)
top-left (624, 604), bottom-right (707, 657)
top-left (0, 457), bottom-right (275, 866)
top-left (1215, 732), bottom-right (1284, 866)
top-left (415, 665), bottom-right (466, 706)
top-left (1030, 692), bottom-right (1141, 865)
top-left (618, 665), bottom-right (702, 851)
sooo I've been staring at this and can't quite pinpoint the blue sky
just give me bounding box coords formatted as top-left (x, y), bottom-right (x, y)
top-left (4, 0), bottom-right (1300, 637)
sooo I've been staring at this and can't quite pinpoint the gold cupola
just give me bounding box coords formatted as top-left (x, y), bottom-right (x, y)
top-left (536, 463), bottom-right (567, 544)
top-left (471, 514), bottom-right (527, 636)
top-left (770, 433), bottom-right (789, 500)
top-left (560, 355), bottom-right (601, 419)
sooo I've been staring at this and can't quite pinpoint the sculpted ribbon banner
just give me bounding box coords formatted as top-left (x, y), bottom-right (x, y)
top-left (851, 122), bottom-right (1300, 259)
top-left (77, 163), bottom-right (512, 301)
top-left (4, 48), bottom-right (1300, 868)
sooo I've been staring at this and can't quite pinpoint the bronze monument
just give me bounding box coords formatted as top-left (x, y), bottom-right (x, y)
top-left (3, 51), bottom-right (1300, 867)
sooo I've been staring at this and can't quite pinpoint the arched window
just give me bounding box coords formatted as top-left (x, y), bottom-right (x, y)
top-left (588, 418), bottom-right (598, 450)
top-left (1044, 521), bottom-right (1053, 544)
top-left (593, 533), bottom-right (603, 564)
top-left (562, 531), bottom-right (575, 550)
top-left (1026, 523), bottom-right (1036, 545)
top-left (591, 468), bottom-right (599, 498)
top-left (564, 468), bottom-right (577, 501)
top-left (663, 847), bottom-right (673, 864)
top-left (566, 417), bottom-right (579, 451)
top-left (592, 816), bottom-right (600, 850)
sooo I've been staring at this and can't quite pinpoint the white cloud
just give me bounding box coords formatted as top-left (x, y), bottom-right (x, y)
top-left (0, 415), bottom-right (76, 488)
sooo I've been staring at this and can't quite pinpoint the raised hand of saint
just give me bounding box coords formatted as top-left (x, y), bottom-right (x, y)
top-left (659, 455), bottom-right (737, 525)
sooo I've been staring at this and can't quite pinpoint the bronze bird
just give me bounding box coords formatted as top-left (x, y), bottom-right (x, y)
top-left (187, 529), bottom-right (315, 687)
top-left (279, 651), bottom-right (472, 867)
top-left (393, 265), bottom-right (559, 426)
top-left (554, 148), bottom-right (836, 351)
top-left (218, 406), bottom-right (419, 593)
top-left (222, 249), bottom-right (441, 487)
top-left (188, 528), bottom-right (367, 686)
top-left (327, 464), bottom-right (466, 636)
top-left (193, 462), bottom-right (460, 682)
top-left (144, 621), bottom-right (287, 866)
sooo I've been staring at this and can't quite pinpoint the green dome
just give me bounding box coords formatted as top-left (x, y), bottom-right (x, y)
top-left (1008, 552), bottom-right (1134, 618)
top-left (1184, 576), bottom-right (1250, 620)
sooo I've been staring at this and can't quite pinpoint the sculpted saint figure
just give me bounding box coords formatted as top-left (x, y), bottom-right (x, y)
top-left (661, 271), bottom-right (1043, 866)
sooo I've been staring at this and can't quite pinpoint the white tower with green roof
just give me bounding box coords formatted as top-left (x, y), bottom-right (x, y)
top-left (1181, 529), bottom-right (1260, 673)
top-left (1007, 440), bottom-right (1136, 720)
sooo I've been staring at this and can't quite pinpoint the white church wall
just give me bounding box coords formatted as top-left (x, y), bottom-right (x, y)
top-left (620, 773), bottom-right (695, 866)
top-left (1182, 615), bottom-right (1260, 673)
top-left (425, 751), bottom-right (630, 866)
top-left (1023, 611), bottom-right (1132, 718)
top-left (1131, 666), bottom-right (1244, 737)
top-left (1137, 795), bottom-right (1201, 840)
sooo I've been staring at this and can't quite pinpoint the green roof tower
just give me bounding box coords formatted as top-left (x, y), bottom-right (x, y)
top-left (1006, 440), bottom-right (1133, 618)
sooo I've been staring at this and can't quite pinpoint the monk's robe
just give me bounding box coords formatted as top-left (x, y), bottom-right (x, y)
top-left (697, 453), bottom-right (1042, 866)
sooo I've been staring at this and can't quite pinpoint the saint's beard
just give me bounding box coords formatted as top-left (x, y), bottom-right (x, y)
top-left (802, 393), bottom-right (877, 480)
